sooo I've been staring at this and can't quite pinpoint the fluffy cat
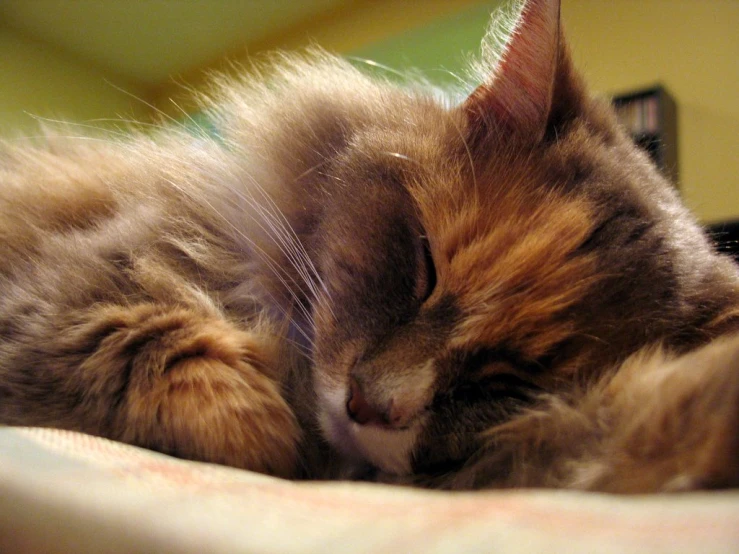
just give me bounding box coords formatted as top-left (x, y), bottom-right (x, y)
top-left (0, 0), bottom-right (737, 491)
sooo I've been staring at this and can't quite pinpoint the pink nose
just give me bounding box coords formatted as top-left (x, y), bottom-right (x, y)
top-left (346, 377), bottom-right (384, 426)
top-left (346, 377), bottom-right (410, 427)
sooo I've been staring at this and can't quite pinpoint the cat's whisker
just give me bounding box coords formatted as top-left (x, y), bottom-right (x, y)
top-left (23, 114), bottom-right (133, 140)
top-left (293, 158), bottom-right (331, 183)
top-left (254, 260), bottom-right (315, 326)
top-left (382, 151), bottom-right (422, 165)
top-left (283, 331), bottom-right (315, 358)
top-left (168, 98), bottom-right (212, 139)
top-left (425, 67), bottom-right (469, 88)
top-left (246, 190), bottom-right (320, 298)
top-left (4, 134), bottom-right (121, 146)
top-left (102, 79), bottom-right (191, 133)
top-left (346, 57), bottom-right (408, 81)
top-left (282, 332), bottom-right (314, 358)
top-left (234, 169), bottom-right (333, 319)
top-left (85, 118), bottom-right (169, 132)
top-left (443, 110), bottom-right (479, 206)
top-left (221, 177), bottom-right (323, 309)
top-left (266, 309), bottom-right (315, 356)
top-left (259, 289), bottom-right (316, 355)
top-left (161, 176), bottom-right (316, 328)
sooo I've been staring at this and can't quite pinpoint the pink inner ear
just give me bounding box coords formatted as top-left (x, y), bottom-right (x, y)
top-left (464, 0), bottom-right (561, 138)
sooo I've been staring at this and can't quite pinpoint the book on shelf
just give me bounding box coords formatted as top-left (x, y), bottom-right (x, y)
top-left (613, 87), bottom-right (738, 261)
top-left (612, 85), bottom-right (678, 184)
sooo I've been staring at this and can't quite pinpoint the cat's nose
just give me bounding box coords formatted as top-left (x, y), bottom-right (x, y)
top-left (346, 377), bottom-right (384, 426)
top-left (346, 377), bottom-right (409, 428)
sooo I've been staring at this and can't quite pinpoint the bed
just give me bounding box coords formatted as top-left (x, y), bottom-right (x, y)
top-left (1, 426), bottom-right (737, 553)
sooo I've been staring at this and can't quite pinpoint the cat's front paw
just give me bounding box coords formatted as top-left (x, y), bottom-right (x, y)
top-left (576, 335), bottom-right (739, 493)
top-left (69, 303), bottom-right (301, 477)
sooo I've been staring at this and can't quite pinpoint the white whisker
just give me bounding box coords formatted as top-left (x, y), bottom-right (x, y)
top-left (232, 168), bottom-right (335, 321)
top-left (346, 57), bottom-right (407, 80)
top-left (161, 176), bottom-right (316, 328)
top-left (445, 111), bottom-right (479, 207)
top-left (168, 98), bottom-right (211, 139)
top-left (383, 151), bottom-right (417, 163)
top-left (220, 179), bottom-right (319, 304)
top-left (23, 114), bottom-right (132, 139)
top-left (294, 158), bottom-right (330, 182)
top-left (102, 79), bottom-right (188, 132)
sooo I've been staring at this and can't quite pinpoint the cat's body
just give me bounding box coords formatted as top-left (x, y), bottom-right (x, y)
top-left (1, 0), bottom-right (737, 491)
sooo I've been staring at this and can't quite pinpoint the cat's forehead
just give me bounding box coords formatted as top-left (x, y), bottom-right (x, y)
top-left (347, 99), bottom-right (466, 166)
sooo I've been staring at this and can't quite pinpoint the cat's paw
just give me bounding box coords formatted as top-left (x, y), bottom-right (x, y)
top-left (69, 303), bottom-right (301, 477)
top-left (578, 334), bottom-right (739, 492)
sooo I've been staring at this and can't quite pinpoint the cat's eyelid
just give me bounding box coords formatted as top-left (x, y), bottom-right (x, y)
top-left (415, 234), bottom-right (437, 303)
top-left (464, 347), bottom-right (544, 381)
top-left (473, 367), bottom-right (537, 390)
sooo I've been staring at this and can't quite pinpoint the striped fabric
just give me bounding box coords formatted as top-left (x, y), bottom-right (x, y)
top-left (0, 426), bottom-right (737, 553)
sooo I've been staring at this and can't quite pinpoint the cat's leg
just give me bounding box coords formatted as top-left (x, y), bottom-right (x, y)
top-left (406, 335), bottom-right (739, 492)
top-left (19, 303), bottom-right (301, 477)
top-left (471, 335), bottom-right (739, 492)
top-left (573, 334), bottom-right (739, 492)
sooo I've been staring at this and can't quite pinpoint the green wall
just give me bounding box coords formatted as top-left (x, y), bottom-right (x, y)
top-left (351, 3), bottom-right (498, 88)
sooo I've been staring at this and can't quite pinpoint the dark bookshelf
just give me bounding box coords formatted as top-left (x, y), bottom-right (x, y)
top-left (707, 219), bottom-right (739, 263)
top-left (612, 86), bottom-right (678, 184)
top-left (612, 88), bottom-right (739, 263)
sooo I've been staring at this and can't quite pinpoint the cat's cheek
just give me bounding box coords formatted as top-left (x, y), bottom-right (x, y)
top-left (315, 385), bottom-right (366, 462)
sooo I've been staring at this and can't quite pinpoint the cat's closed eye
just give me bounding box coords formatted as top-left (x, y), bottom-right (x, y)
top-left (415, 235), bottom-right (437, 303)
top-left (445, 373), bottom-right (539, 404)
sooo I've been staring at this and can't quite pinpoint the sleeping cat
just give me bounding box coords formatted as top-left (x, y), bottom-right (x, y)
top-left (1, 0), bottom-right (737, 492)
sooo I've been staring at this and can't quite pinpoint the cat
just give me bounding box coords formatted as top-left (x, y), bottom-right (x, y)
top-left (0, 0), bottom-right (737, 492)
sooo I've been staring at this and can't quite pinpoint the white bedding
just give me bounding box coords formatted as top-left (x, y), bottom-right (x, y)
top-left (1, 427), bottom-right (737, 553)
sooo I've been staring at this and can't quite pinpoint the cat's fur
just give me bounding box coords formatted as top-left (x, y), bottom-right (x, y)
top-left (0, 0), bottom-right (737, 491)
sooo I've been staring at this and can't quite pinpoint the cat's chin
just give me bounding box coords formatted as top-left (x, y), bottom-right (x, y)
top-left (316, 384), bottom-right (422, 475)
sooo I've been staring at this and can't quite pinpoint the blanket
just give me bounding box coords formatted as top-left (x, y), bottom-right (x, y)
top-left (1, 427), bottom-right (737, 553)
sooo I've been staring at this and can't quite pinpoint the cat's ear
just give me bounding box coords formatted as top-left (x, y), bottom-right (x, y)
top-left (463, 0), bottom-right (569, 142)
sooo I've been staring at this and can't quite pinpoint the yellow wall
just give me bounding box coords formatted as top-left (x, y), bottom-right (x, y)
top-left (562, 0), bottom-right (739, 224)
top-left (0, 28), bottom-right (147, 136)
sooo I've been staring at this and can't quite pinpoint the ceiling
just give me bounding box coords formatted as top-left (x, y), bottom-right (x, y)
top-left (0, 0), bottom-right (354, 87)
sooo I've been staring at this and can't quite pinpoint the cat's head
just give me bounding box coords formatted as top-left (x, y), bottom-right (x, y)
top-left (226, 0), bottom-right (715, 477)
